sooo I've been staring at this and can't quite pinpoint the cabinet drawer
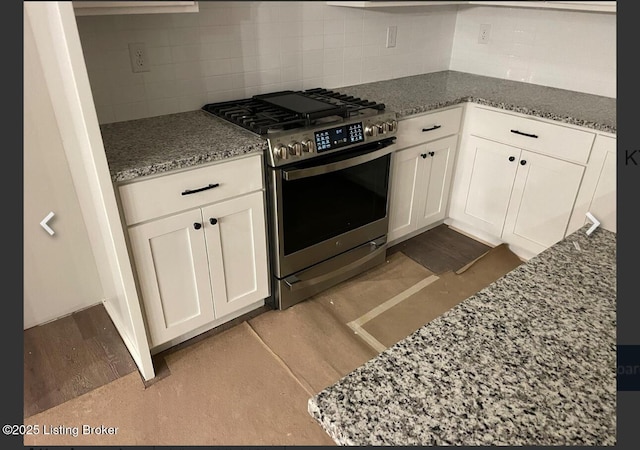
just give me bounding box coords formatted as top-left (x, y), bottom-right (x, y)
top-left (395, 107), bottom-right (463, 148)
top-left (119, 155), bottom-right (263, 226)
top-left (469, 107), bottom-right (595, 165)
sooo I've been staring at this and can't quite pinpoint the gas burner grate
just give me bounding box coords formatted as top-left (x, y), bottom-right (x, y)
top-left (202, 88), bottom-right (386, 136)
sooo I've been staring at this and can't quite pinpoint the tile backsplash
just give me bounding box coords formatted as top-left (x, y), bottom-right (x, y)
top-left (76, 1), bottom-right (615, 124)
top-left (450, 5), bottom-right (615, 98)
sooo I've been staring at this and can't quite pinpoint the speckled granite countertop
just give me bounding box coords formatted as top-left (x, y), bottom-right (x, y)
top-left (308, 225), bottom-right (616, 446)
top-left (338, 70), bottom-right (616, 133)
top-left (101, 71), bottom-right (616, 182)
top-left (101, 110), bottom-right (267, 182)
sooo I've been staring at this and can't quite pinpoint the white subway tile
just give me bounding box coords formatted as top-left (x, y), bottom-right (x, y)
top-left (142, 64), bottom-right (176, 84)
top-left (281, 65), bottom-right (303, 83)
top-left (147, 47), bottom-right (173, 66)
top-left (144, 80), bottom-right (179, 100)
top-left (94, 103), bottom-right (115, 124)
top-left (176, 78), bottom-right (206, 97)
top-left (323, 33), bottom-right (345, 49)
top-left (174, 61), bottom-right (207, 80)
top-left (205, 74), bottom-right (236, 92)
top-left (168, 27), bottom-right (200, 46)
top-left (324, 19), bottom-right (345, 35)
top-left (230, 56), bottom-right (258, 73)
top-left (302, 20), bottom-right (324, 37)
top-left (146, 98), bottom-right (180, 117)
top-left (302, 35), bottom-right (324, 52)
top-left (113, 101), bottom-right (149, 122)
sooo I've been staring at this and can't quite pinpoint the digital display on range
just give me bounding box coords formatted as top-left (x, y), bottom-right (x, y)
top-left (314, 122), bottom-right (364, 152)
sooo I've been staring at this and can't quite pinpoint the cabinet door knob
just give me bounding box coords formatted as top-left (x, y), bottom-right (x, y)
top-left (420, 153), bottom-right (427, 159)
top-left (193, 222), bottom-right (202, 230)
top-left (520, 160), bottom-right (527, 165)
top-left (428, 151), bottom-right (435, 157)
top-left (509, 156), bottom-right (515, 162)
top-left (209, 218), bottom-right (218, 225)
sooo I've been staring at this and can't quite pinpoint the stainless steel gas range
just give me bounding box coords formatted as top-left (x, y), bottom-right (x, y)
top-left (203, 88), bottom-right (398, 309)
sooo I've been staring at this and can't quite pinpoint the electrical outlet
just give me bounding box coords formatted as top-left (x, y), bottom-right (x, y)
top-left (128, 43), bottom-right (150, 73)
top-left (386, 25), bottom-right (397, 48)
top-left (478, 24), bottom-right (491, 44)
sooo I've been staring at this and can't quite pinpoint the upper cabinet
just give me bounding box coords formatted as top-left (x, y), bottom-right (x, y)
top-left (326, 1), bottom-right (615, 13)
top-left (73, 1), bottom-right (199, 16)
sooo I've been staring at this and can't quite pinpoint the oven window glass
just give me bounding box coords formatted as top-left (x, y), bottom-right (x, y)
top-left (281, 153), bottom-right (390, 256)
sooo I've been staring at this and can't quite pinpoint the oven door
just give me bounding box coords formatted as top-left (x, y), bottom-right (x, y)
top-left (269, 137), bottom-right (395, 278)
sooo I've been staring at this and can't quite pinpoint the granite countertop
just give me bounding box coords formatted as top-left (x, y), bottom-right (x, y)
top-left (101, 70), bottom-right (616, 183)
top-left (308, 225), bottom-right (616, 446)
top-left (101, 110), bottom-right (268, 182)
top-left (338, 70), bottom-right (616, 133)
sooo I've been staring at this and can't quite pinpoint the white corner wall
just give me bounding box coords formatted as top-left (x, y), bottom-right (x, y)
top-left (24, 6), bottom-right (104, 329)
top-left (450, 5), bottom-right (616, 98)
top-left (75, 1), bottom-right (458, 124)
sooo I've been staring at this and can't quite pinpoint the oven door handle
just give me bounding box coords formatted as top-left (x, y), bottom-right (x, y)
top-left (282, 141), bottom-right (396, 181)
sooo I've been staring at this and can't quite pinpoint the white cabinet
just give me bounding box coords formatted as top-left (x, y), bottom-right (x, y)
top-left (568, 134), bottom-right (616, 233)
top-left (449, 105), bottom-right (595, 258)
top-left (119, 155), bottom-right (269, 348)
top-left (388, 107), bottom-right (462, 243)
top-left (73, 1), bottom-right (199, 16)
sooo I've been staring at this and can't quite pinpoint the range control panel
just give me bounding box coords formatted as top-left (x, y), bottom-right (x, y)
top-left (266, 111), bottom-right (398, 167)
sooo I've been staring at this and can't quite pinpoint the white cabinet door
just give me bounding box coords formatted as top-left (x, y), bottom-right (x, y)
top-left (458, 136), bottom-right (519, 237)
top-left (502, 151), bottom-right (584, 254)
top-left (128, 209), bottom-right (215, 347)
top-left (388, 146), bottom-right (422, 242)
top-left (588, 142), bottom-right (616, 232)
top-left (203, 191), bottom-right (269, 318)
top-left (416, 135), bottom-right (458, 229)
top-left (566, 135), bottom-right (616, 235)
top-left (388, 135), bottom-right (458, 242)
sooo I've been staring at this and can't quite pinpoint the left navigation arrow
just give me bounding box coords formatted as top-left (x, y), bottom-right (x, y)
top-left (40, 211), bottom-right (55, 236)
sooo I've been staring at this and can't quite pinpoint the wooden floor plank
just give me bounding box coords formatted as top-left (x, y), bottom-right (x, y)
top-left (389, 225), bottom-right (491, 274)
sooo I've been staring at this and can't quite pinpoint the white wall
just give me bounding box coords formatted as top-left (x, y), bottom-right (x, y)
top-left (450, 5), bottom-right (616, 98)
top-left (76, 1), bottom-right (458, 124)
top-left (24, 9), bottom-right (104, 329)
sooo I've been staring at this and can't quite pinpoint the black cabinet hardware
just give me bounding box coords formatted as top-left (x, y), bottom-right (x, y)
top-left (422, 125), bottom-right (442, 132)
top-left (193, 222), bottom-right (202, 230)
top-left (421, 153), bottom-right (427, 159)
top-left (510, 129), bottom-right (538, 139)
top-left (181, 183), bottom-right (220, 196)
top-left (209, 218), bottom-right (218, 225)
top-left (520, 160), bottom-right (527, 165)
top-left (428, 151), bottom-right (435, 157)
top-left (509, 156), bottom-right (515, 162)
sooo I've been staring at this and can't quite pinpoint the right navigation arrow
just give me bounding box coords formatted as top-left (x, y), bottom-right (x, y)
top-left (585, 212), bottom-right (600, 236)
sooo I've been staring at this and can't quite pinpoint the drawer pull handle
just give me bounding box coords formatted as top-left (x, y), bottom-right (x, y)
top-left (422, 125), bottom-right (442, 132)
top-left (510, 129), bottom-right (538, 139)
top-left (421, 153), bottom-right (427, 159)
top-left (509, 156), bottom-right (515, 162)
top-left (209, 218), bottom-right (218, 225)
top-left (181, 183), bottom-right (220, 196)
top-left (193, 222), bottom-right (202, 230)
top-left (520, 160), bottom-right (527, 166)
top-left (428, 151), bottom-right (435, 157)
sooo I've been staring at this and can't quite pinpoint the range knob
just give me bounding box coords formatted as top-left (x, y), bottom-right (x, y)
top-left (301, 139), bottom-right (316, 153)
top-left (365, 125), bottom-right (378, 137)
top-left (377, 122), bottom-right (389, 134)
top-left (274, 144), bottom-right (289, 160)
top-left (288, 141), bottom-right (303, 156)
top-left (386, 119), bottom-right (398, 132)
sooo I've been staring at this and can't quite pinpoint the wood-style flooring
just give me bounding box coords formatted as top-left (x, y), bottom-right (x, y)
top-left (23, 224), bottom-right (489, 418)
top-left (23, 303), bottom-right (137, 418)
top-left (388, 224), bottom-right (491, 274)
